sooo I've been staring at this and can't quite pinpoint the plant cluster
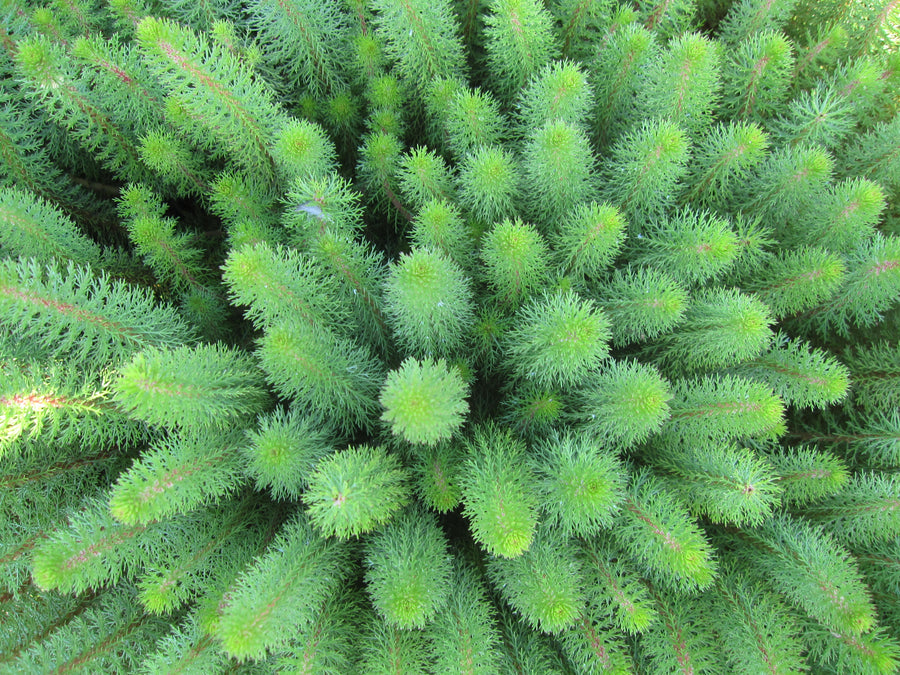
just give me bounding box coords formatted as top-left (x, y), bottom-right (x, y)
top-left (1, 0), bottom-right (900, 673)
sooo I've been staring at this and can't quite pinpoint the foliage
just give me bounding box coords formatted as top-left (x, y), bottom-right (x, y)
top-left (2, 0), bottom-right (900, 672)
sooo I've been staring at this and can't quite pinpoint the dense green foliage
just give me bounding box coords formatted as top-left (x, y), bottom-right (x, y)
top-left (1, 0), bottom-right (900, 672)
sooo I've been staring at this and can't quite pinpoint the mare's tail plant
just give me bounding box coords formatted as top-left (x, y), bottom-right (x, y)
top-left (2, 0), bottom-right (900, 672)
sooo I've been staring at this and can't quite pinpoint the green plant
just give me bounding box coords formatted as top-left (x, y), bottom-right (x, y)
top-left (2, 0), bottom-right (900, 672)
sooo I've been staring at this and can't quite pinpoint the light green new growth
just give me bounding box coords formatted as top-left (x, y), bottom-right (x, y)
top-left (109, 429), bottom-right (247, 525)
top-left (364, 507), bottom-right (451, 628)
top-left (303, 444), bottom-right (410, 539)
top-left (457, 145), bottom-right (521, 224)
top-left (655, 287), bottom-right (775, 373)
top-left (484, 0), bottom-right (558, 100)
top-left (666, 375), bottom-right (786, 441)
top-left (505, 290), bottom-right (611, 387)
top-left (522, 119), bottom-right (595, 226)
top-left (461, 425), bottom-right (539, 558)
top-left (380, 357), bottom-right (469, 446)
top-left (634, 208), bottom-right (739, 286)
top-left (531, 432), bottom-right (625, 536)
top-left (113, 343), bottom-right (267, 429)
top-left (741, 513), bottom-right (877, 636)
top-left (480, 217), bottom-right (551, 306)
top-left (614, 468), bottom-right (717, 593)
top-left (597, 266), bottom-right (689, 346)
top-left (242, 407), bottom-right (336, 499)
top-left (384, 247), bottom-right (474, 358)
top-left (553, 200), bottom-right (626, 280)
top-left (581, 359), bottom-right (673, 448)
top-left (214, 511), bottom-right (351, 661)
top-left (487, 525), bottom-right (585, 634)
